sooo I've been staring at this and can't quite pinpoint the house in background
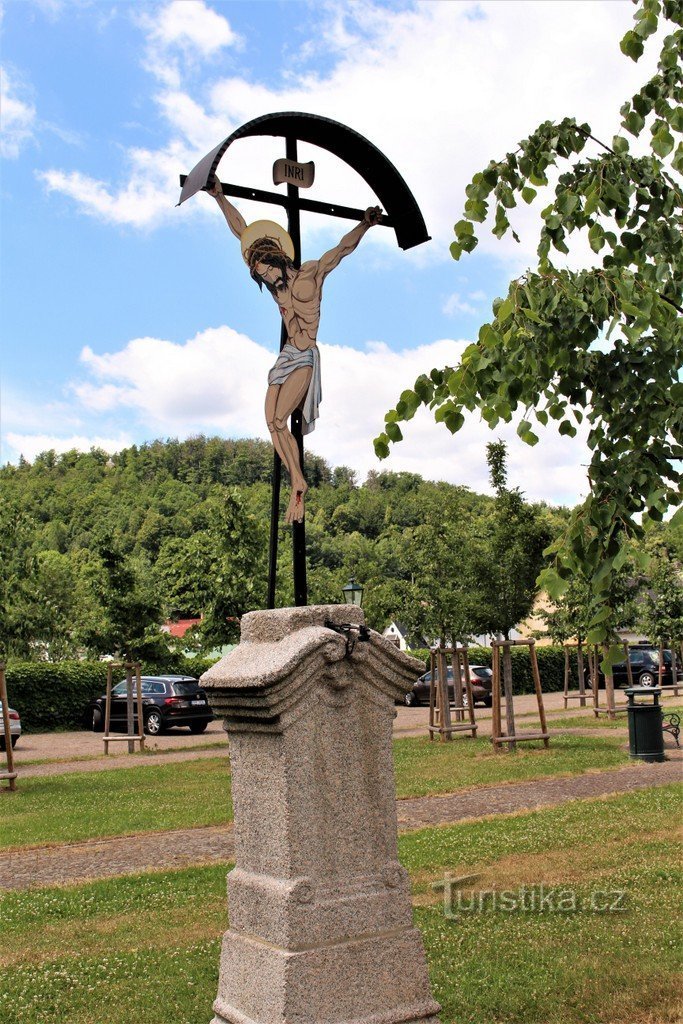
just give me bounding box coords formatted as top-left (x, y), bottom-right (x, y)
top-left (161, 616), bottom-right (235, 661)
top-left (382, 621), bottom-right (430, 651)
top-left (161, 617), bottom-right (202, 641)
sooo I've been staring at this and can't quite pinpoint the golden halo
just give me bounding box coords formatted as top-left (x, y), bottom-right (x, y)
top-left (240, 220), bottom-right (295, 263)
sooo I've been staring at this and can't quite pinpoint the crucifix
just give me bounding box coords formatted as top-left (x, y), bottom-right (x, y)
top-left (179, 112), bottom-right (429, 610)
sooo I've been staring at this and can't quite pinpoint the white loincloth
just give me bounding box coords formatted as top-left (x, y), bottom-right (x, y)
top-left (267, 343), bottom-right (321, 435)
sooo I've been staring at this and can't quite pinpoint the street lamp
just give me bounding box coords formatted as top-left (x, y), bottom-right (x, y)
top-left (342, 577), bottom-right (363, 607)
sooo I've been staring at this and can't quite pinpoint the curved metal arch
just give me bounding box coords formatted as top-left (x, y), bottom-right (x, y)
top-left (178, 111), bottom-right (430, 251)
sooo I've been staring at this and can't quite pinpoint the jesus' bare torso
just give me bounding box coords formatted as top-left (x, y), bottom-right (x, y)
top-left (210, 178), bottom-right (380, 523)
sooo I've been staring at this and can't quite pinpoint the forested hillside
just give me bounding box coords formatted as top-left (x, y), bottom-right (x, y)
top-left (1, 436), bottom-right (569, 660)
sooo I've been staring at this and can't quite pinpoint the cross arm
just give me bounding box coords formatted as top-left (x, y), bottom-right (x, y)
top-left (179, 175), bottom-right (394, 228)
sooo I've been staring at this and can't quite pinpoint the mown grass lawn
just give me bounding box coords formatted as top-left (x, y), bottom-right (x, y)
top-left (1, 785), bottom-right (680, 1024)
top-left (548, 703), bottom-right (683, 732)
top-left (0, 733), bottom-right (636, 849)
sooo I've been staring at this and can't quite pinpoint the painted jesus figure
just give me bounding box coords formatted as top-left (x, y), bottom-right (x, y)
top-left (209, 178), bottom-right (381, 524)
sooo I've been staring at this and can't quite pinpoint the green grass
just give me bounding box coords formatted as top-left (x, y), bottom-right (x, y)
top-left (1, 785), bottom-right (680, 1023)
top-left (545, 703), bottom-right (683, 732)
top-left (391, 732), bottom-right (631, 799)
top-left (0, 758), bottom-right (232, 849)
top-left (1, 733), bottom-right (636, 850)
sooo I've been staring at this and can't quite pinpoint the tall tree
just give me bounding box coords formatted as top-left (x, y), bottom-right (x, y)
top-left (0, 503), bottom-right (40, 659)
top-left (194, 488), bottom-right (268, 650)
top-left (638, 542), bottom-right (683, 645)
top-left (470, 442), bottom-right (553, 639)
top-left (77, 542), bottom-right (165, 662)
top-left (375, 0), bottom-right (682, 661)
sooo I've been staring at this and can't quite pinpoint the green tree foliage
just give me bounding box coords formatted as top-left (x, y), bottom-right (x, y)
top-left (637, 540), bottom-right (683, 643)
top-left (0, 436), bottom-right (563, 656)
top-left (0, 501), bottom-right (41, 659)
top-left (541, 565), bottom-right (640, 644)
top-left (400, 497), bottom-right (479, 646)
top-left (470, 442), bottom-right (553, 639)
top-left (375, 0), bottom-right (682, 654)
top-left (77, 541), bottom-right (164, 662)
top-left (195, 489), bottom-right (268, 650)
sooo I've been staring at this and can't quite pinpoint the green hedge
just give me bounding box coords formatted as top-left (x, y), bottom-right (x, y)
top-left (4, 657), bottom-right (220, 732)
top-left (407, 645), bottom-right (577, 694)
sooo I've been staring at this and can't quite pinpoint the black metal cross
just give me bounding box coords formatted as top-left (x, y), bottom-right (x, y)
top-left (179, 112), bottom-right (429, 610)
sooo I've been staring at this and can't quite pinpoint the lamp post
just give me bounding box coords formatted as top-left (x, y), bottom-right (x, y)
top-left (342, 577), bottom-right (364, 607)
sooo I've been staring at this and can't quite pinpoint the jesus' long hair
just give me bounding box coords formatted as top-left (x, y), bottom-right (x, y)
top-left (245, 238), bottom-right (294, 294)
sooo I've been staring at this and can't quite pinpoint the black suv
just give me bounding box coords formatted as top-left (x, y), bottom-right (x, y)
top-left (89, 675), bottom-right (214, 735)
top-left (588, 646), bottom-right (683, 689)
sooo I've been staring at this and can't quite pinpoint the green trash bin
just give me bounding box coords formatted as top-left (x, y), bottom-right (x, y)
top-left (625, 687), bottom-right (666, 763)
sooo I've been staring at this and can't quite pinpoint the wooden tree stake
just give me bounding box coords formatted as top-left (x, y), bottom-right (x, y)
top-left (0, 664), bottom-right (17, 792)
top-left (428, 645), bottom-right (478, 741)
top-left (490, 640), bottom-right (550, 751)
top-left (563, 641), bottom-right (588, 708)
top-left (103, 661), bottom-right (146, 755)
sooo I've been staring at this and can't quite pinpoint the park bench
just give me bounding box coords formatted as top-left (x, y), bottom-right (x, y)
top-left (662, 712), bottom-right (680, 747)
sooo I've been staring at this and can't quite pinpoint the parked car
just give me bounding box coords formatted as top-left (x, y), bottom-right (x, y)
top-left (403, 665), bottom-right (493, 707)
top-left (0, 701), bottom-right (21, 750)
top-left (586, 645), bottom-right (683, 689)
top-left (87, 676), bottom-right (214, 736)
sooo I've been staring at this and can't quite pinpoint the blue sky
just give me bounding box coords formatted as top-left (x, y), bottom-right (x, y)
top-left (1, 0), bottom-right (652, 503)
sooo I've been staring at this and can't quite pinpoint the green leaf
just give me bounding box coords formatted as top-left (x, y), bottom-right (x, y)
top-left (611, 135), bottom-right (629, 154)
top-left (443, 410), bottom-right (465, 434)
top-left (588, 223), bottom-right (605, 253)
top-left (373, 435), bottom-right (390, 459)
top-left (620, 29), bottom-right (644, 61)
top-left (652, 123), bottom-right (674, 157)
top-left (385, 422), bottom-right (403, 443)
top-left (673, 142), bottom-right (683, 174)
top-left (556, 192), bottom-right (579, 216)
top-left (521, 186), bottom-right (537, 204)
top-left (449, 241), bottom-right (463, 261)
top-left (497, 298), bottom-right (514, 324)
top-left (537, 567), bottom-right (569, 601)
top-left (454, 219), bottom-right (474, 237)
top-left (623, 109), bottom-right (645, 136)
top-left (612, 545), bottom-right (630, 571)
top-left (479, 324), bottom-right (499, 348)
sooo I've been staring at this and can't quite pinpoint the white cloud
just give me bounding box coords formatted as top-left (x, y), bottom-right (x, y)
top-left (0, 66), bottom-right (36, 158)
top-left (63, 324), bottom-right (589, 506)
top-left (442, 293), bottom-right (477, 317)
top-left (140, 0), bottom-right (241, 87)
top-left (39, 0), bottom-right (660, 269)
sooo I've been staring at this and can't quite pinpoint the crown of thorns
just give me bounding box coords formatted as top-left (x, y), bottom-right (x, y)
top-left (245, 236), bottom-right (290, 270)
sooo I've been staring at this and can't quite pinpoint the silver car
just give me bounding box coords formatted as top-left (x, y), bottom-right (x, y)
top-left (0, 701), bottom-right (21, 751)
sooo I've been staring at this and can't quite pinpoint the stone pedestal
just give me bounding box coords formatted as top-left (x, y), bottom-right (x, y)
top-left (201, 605), bottom-right (440, 1024)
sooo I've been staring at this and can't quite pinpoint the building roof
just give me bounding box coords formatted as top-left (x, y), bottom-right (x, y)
top-left (163, 617), bottom-right (201, 639)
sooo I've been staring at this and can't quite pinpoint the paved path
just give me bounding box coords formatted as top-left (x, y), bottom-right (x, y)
top-left (1, 756), bottom-right (680, 891)
top-left (17, 746), bottom-right (230, 778)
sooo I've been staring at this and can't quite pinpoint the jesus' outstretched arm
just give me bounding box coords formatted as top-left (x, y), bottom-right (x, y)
top-left (208, 178), bottom-right (247, 240)
top-left (315, 206), bottom-right (382, 283)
